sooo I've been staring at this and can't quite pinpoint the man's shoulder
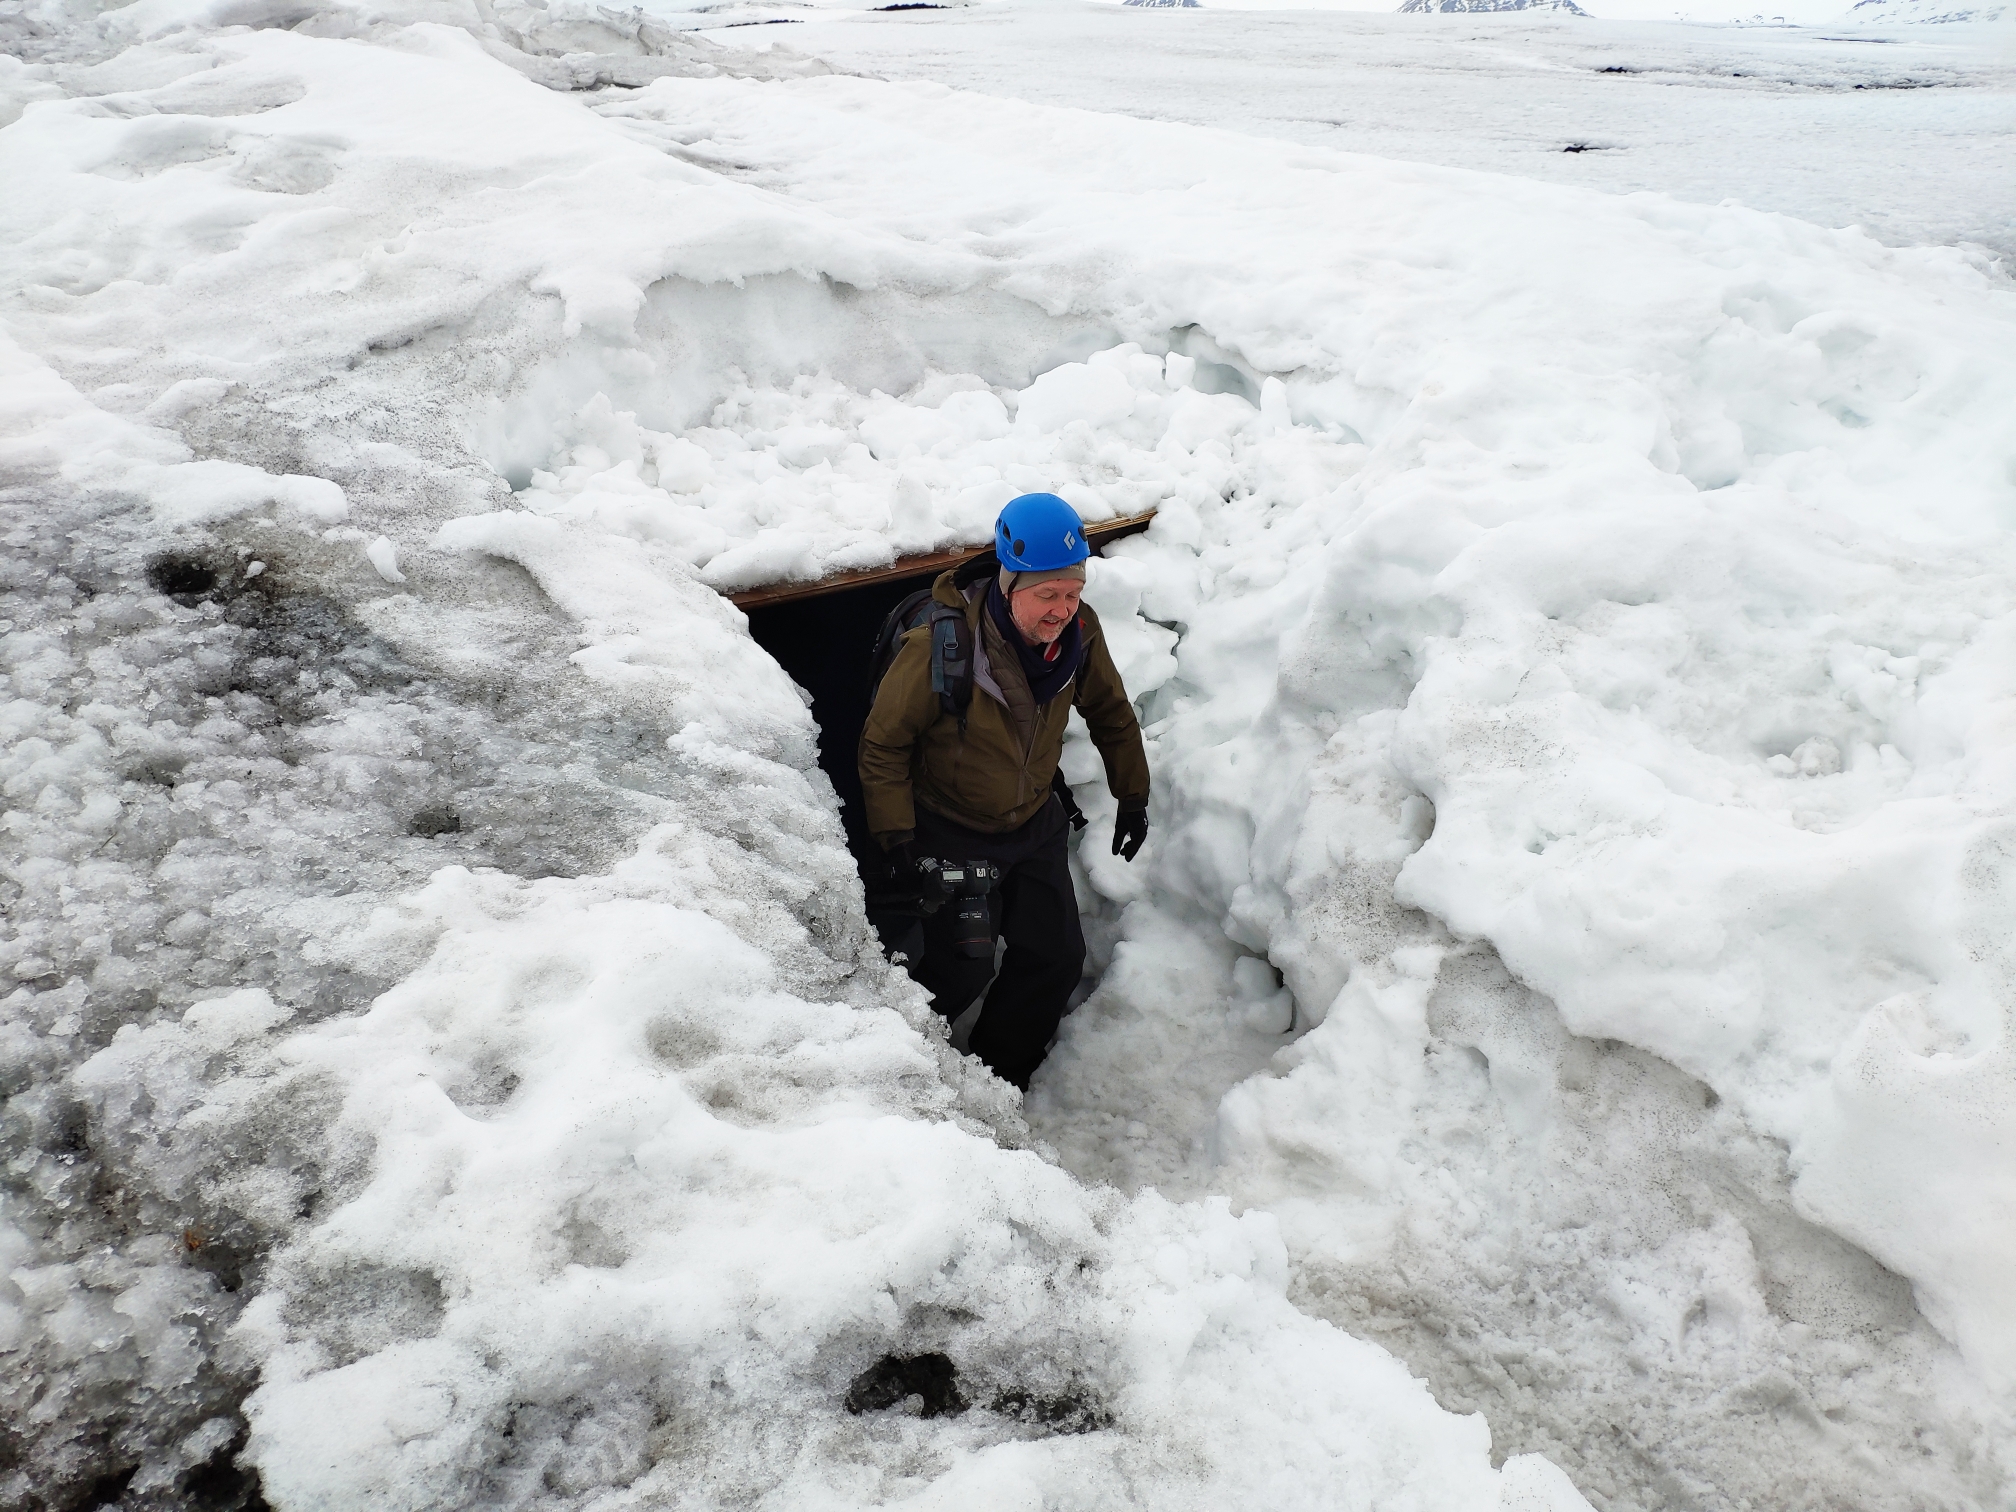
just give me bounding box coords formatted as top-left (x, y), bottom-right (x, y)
top-left (931, 565), bottom-right (974, 608)
top-left (881, 620), bottom-right (934, 683)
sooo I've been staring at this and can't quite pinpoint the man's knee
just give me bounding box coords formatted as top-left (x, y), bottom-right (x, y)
top-left (1004, 906), bottom-right (1082, 978)
top-left (1002, 933), bottom-right (1082, 985)
top-left (913, 950), bottom-right (992, 1016)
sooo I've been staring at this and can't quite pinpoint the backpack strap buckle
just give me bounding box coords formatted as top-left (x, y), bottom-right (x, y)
top-left (929, 604), bottom-right (973, 731)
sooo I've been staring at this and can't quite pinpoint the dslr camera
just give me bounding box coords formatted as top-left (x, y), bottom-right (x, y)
top-left (911, 856), bottom-right (1002, 958)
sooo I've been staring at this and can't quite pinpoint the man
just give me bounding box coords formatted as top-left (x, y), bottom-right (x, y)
top-left (858, 493), bottom-right (1151, 1090)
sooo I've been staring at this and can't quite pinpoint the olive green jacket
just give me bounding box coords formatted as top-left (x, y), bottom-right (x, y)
top-left (859, 570), bottom-right (1151, 840)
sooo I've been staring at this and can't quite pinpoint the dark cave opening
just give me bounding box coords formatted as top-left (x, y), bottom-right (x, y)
top-left (742, 564), bottom-right (942, 869)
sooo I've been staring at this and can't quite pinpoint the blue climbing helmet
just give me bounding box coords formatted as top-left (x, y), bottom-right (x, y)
top-left (994, 493), bottom-right (1090, 572)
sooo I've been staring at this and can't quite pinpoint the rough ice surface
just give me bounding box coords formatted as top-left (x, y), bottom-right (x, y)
top-left (758, 1), bottom-right (2016, 258)
top-left (0, 0), bottom-right (2011, 1509)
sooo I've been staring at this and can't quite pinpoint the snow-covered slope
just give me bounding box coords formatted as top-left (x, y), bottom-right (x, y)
top-left (2, 1), bottom-right (2013, 1509)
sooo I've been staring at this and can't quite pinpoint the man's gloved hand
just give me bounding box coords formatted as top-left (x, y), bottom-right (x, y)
top-left (882, 832), bottom-right (917, 878)
top-left (1112, 805), bottom-right (1149, 863)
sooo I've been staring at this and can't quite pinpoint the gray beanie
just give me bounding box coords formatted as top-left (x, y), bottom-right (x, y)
top-left (999, 561), bottom-right (1087, 596)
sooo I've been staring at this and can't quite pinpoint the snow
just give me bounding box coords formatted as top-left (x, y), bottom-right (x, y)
top-left (210, 853), bottom-right (1514, 1511)
top-left (2, 0), bottom-right (2013, 1507)
top-left (754, 3), bottom-right (2016, 255)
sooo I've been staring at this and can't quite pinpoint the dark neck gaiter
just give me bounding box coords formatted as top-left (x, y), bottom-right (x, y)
top-left (987, 582), bottom-right (1085, 705)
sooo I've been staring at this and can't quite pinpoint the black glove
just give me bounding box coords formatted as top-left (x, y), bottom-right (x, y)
top-left (878, 842), bottom-right (919, 887)
top-left (1112, 805), bottom-right (1149, 863)
top-left (866, 834), bottom-right (916, 894)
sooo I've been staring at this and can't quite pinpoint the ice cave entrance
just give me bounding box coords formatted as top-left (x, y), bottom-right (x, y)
top-left (734, 509), bottom-right (1156, 875)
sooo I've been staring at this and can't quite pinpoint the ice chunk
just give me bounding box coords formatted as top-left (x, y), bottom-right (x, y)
top-left (366, 536), bottom-right (406, 584)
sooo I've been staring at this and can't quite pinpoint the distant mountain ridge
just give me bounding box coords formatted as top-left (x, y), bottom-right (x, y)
top-left (1398, 0), bottom-right (1589, 12)
top-left (1843, 0), bottom-right (2008, 19)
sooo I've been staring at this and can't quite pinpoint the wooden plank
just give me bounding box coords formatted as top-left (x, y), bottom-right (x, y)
top-left (728, 509), bottom-right (1158, 611)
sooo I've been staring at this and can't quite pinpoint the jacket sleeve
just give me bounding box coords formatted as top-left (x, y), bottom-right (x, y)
top-left (1072, 608), bottom-right (1151, 810)
top-left (857, 627), bottom-right (939, 842)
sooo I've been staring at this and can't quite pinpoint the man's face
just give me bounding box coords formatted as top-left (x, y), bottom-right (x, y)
top-left (1010, 579), bottom-right (1083, 645)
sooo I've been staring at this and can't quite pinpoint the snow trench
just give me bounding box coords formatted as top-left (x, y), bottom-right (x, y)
top-left (2, 3), bottom-right (2014, 1510)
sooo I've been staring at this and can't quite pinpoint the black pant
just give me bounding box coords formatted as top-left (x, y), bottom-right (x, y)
top-left (905, 799), bottom-right (1085, 1091)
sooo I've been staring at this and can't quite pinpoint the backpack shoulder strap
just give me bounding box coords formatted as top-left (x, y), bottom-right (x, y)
top-left (926, 599), bottom-right (974, 730)
top-left (869, 588), bottom-right (974, 730)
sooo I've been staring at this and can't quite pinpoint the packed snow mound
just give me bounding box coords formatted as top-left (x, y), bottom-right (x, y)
top-left (513, 356), bottom-right (1255, 605)
top-left (2, 0), bottom-right (2014, 1507)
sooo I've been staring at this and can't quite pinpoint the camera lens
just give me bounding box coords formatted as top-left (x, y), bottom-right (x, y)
top-left (954, 895), bottom-right (992, 958)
